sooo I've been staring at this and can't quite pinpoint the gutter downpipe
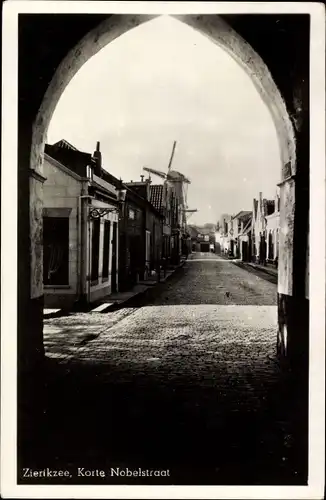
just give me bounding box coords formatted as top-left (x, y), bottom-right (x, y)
top-left (78, 194), bottom-right (95, 304)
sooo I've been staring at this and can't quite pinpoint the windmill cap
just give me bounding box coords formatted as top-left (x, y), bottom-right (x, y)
top-left (168, 170), bottom-right (191, 183)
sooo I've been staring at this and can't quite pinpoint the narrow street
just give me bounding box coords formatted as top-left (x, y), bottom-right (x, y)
top-left (22, 254), bottom-right (304, 485)
top-left (13, 13), bottom-right (315, 497)
top-left (142, 252), bottom-right (277, 306)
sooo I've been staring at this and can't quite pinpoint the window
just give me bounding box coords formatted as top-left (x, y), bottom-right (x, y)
top-left (145, 230), bottom-right (151, 263)
top-left (43, 217), bottom-right (69, 286)
top-left (91, 219), bottom-right (100, 282)
top-left (86, 165), bottom-right (93, 180)
top-left (102, 220), bottom-right (111, 280)
top-left (128, 208), bottom-right (135, 220)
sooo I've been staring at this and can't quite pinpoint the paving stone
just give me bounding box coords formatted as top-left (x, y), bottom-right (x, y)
top-left (35, 254), bottom-right (304, 484)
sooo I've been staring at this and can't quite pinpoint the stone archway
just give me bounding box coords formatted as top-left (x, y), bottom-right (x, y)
top-left (27, 13), bottom-right (307, 374)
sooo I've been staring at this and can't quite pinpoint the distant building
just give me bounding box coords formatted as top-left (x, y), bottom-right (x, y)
top-left (265, 192), bottom-right (280, 265)
top-left (251, 192), bottom-right (278, 265)
top-left (230, 210), bottom-right (252, 260)
top-left (168, 181), bottom-right (184, 265)
top-left (216, 214), bottom-right (233, 255)
top-left (187, 225), bottom-right (200, 252)
top-left (189, 224), bottom-right (216, 252)
top-left (216, 189), bottom-right (280, 266)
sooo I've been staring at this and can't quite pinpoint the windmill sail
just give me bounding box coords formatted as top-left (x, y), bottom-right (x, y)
top-left (167, 140), bottom-right (177, 172)
top-left (143, 167), bottom-right (167, 180)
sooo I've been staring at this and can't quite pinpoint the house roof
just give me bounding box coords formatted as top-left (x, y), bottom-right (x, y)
top-left (232, 210), bottom-right (252, 221)
top-left (44, 142), bottom-right (93, 178)
top-left (47, 140), bottom-right (164, 217)
top-left (44, 152), bottom-right (85, 181)
top-left (125, 182), bottom-right (149, 201)
top-left (150, 184), bottom-right (164, 211)
top-left (53, 139), bottom-right (79, 151)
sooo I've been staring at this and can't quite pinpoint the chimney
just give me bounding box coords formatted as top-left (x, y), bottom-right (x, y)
top-left (93, 141), bottom-right (102, 177)
top-left (146, 180), bottom-right (150, 201)
top-left (140, 175), bottom-right (144, 182)
top-left (275, 190), bottom-right (279, 213)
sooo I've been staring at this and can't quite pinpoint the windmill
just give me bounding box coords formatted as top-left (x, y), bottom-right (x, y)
top-left (143, 141), bottom-right (197, 229)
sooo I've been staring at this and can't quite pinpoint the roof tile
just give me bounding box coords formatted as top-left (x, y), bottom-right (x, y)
top-left (150, 184), bottom-right (164, 212)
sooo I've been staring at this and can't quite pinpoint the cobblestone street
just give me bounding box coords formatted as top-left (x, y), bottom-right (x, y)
top-left (142, 252), bottom-right (278, 306)
top-left (22, 254), bottom-right (306, 485)
top-left (10, 10), bottom-right (316, 498)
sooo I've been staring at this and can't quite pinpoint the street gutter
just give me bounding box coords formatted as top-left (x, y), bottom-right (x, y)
top-left (44, 258), bottom-right (188, 318)
top-left (232, 260), bottom-right (278, 281)
top-left (99, 258), bottom-right (188, 311)
top-left (243, 262), bottom-right (278, 279)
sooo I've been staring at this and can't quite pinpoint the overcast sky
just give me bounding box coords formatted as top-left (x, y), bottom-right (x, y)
top-left (48, 15), bottom-right (281, 225)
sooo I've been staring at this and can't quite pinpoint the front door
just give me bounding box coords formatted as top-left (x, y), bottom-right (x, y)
top-left (230, 239), bottom-right (234, 256)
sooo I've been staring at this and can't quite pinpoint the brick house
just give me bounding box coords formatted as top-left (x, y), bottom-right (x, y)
top-left (150, 184), bottom-right (171, 263)
top-left (149, 181), bottom-right (183, 264)
top-left (122, 179), bottom-right (164, 287)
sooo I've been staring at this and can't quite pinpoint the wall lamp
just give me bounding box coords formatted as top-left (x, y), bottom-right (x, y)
top-left (89, 187), bottom-right (127, 220)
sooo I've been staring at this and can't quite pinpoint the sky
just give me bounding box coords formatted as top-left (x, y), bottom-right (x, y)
top-left (47, 15), bottom-right (281, 225)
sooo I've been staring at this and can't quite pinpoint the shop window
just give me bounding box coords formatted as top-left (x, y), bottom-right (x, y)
top-left (102, 220), bottom-right (111, 280)
top-left (91, 219), bottom-right (100, 282)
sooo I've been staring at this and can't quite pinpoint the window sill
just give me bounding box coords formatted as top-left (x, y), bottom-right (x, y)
top-left (44, 285), bottom-right (71, 289)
